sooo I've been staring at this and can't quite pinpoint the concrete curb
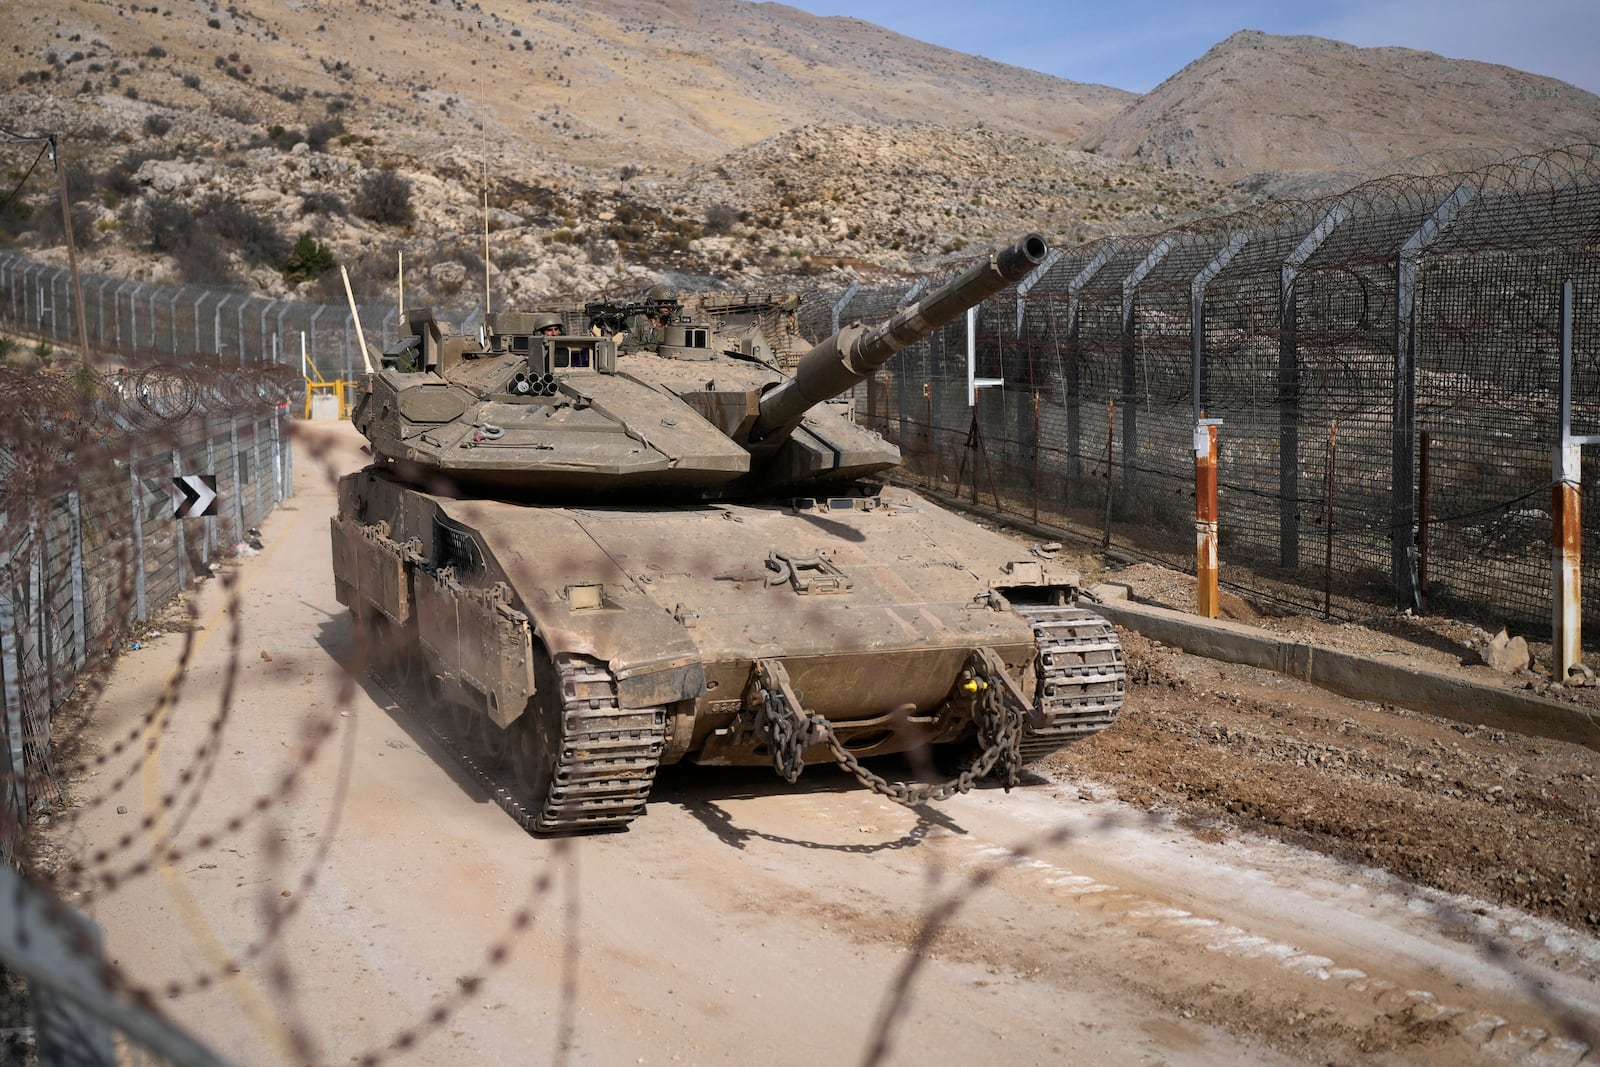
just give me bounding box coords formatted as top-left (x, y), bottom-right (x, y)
top-left (1086, 585), bottom-right (1600, 753)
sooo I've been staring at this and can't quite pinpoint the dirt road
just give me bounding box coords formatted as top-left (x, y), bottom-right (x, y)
top-left (35, 423), bottom-right (1600, 1066)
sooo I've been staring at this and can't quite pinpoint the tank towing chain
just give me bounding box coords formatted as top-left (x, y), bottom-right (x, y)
top-left (747, 650), bottom-right (1028, 806)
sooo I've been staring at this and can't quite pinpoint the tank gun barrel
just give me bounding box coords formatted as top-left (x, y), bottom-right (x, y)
top-left (750, 234), bottom-right (1048, 442)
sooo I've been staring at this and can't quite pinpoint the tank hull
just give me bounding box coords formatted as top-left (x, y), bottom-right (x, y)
top-left (332, 464), bottom-right (1124, 830)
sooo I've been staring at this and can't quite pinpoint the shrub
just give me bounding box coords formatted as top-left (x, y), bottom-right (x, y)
top-left (103, 148), bottom-right (162, 199)
top-left (704, 203), bottom-right (737, 235)
top-left (282, 231), bottom-right (335, 284)
top-left (142, 113), bottom-right (171, 136)
top-left (180, 73), bottom-right (200, 90)
top-left (304, 118), bottom-right (344, 152)
top-left (354, 168), bottom-right (413, 226)
top-left (300, 191), bottom-right (346, 217)
top-left (200, 194), bottom-right (288, 266)
top-left (127, 193), bottom-right (197, 254)
top-left (175, 232), bottom-right (234, 284)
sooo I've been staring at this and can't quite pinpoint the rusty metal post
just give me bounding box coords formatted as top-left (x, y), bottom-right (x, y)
top-left (1553, 280), bottom-right (1593, 684)
top-left (1195, 419), bottom-right (1221, 618)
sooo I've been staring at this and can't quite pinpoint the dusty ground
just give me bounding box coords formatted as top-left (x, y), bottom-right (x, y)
top-left (1044, 629), bottom-right (1600, 931)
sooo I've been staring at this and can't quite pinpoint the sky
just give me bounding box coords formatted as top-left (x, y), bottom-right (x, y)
top-left (764, 0), bottom-right (1600, 97)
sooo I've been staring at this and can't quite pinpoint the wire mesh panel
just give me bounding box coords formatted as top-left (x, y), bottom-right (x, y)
top-left (841, 148), bottom-right (1600, 638)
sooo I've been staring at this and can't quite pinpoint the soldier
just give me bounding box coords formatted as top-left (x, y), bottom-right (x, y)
top-left (625, 284), bottom-right (678, 350)
top-left (531, 312), bottom-right (564, 337)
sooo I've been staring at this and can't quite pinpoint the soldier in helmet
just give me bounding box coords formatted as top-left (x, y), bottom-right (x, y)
top-left (625, 284), bottom-right (678, 350)
top-left (531, 311), bottom-right (564, 337)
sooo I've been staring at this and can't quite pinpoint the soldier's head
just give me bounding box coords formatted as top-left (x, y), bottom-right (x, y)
top-left (646, 284), bottom-right (677, 323)
top-left (531, 312), bottom-right (563, 336)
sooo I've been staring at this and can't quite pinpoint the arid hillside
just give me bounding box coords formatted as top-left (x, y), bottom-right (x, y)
top-left (3, 4), bottom-right (1597, 308)
top-left (1078, 30), bottom-right (1600, 182)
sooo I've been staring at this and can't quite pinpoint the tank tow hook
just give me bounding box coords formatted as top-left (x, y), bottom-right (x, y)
top-left (747, 651), bottom-right (1030, 804)
top-left (748, 659), bottom-right (822, 784)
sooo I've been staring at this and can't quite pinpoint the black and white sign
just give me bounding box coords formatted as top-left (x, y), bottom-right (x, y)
top-left (171, 474), bottom-right (218, 519)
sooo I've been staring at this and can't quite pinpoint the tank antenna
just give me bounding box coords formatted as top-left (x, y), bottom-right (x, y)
top-left (340, 264), bottom-right (374, 374)
top-left (397, 249), bottom-right (405, 321)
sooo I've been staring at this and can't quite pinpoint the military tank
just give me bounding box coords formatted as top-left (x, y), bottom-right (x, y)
top-left (331, 234), bottom-right (1125, 833)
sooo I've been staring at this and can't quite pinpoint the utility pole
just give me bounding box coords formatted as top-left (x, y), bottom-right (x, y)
top-left (49, 134), bottom-right (95, 365)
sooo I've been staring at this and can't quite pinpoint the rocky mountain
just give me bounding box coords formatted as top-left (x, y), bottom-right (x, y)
top-left (3, 4), bottom-right (1597, 312)
top-left (1079, 30), bottom-right (1600, 182)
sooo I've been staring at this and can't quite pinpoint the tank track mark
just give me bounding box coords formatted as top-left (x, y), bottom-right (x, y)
top-left (1015, 605), bottom-right (1126, 763)
top-left (528, 656), bottom-right (666, 833)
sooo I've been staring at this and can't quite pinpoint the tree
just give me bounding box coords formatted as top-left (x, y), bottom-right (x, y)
top-left (282, 231), bottom-right (336, 285)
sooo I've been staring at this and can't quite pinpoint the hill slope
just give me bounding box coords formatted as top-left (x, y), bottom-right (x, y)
top-left (1077, 30), bottom-right (1600, 181)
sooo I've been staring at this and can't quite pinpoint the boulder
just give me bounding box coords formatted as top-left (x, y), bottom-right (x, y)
top-left (1479, 627), bottom-right (1530, 673)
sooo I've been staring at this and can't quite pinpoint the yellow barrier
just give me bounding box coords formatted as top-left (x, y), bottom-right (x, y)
top-left (301, 348), bottom-right (358, 419)
top-left (303, 377), bottom-right (357, 420)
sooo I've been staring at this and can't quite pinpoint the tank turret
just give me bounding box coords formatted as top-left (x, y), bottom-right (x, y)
top-left (351, 236), bottom-right (1048, 499)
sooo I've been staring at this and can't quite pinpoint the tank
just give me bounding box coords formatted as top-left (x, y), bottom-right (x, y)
top-left (331, 235), bottom-right (1126, 833)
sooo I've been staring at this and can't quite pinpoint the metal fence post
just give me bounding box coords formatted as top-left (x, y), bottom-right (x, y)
top-left (1119, 237), bottom-right (1174, 512)
top-left (1280, 207), bottom-right (1349, 569)
top-left (1554, 279), bottom-right (1595, 682)
top-left (167, 290), bottom-right (181, 356)
top-left (130, 456), bottom-right (147, 621)
top-left (230, 415), bottom-right (243, 542)
top-left (203, 412), bottom-right (216, 561)
top-left (1066, 243), bottom-right (1118, 492)
top-left (0, 542), bottom-right (23, 842)
top-left (68, 491), bottom-right (85, 672)
top-left (830, 283), bottom-right (861, 336)
top-left (1393, 184), bottom-right (1474, 610)
top-left (172, 448), bottom-right (186, 586)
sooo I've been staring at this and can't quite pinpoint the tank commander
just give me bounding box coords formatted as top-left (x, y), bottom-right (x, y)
top-left (625, 284), bottom-right (678, 350)
top-left (532, 312), bottom-right (564, 337)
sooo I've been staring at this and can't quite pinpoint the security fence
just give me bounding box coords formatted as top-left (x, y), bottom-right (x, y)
top-left (801, 146), bottom-right (1600, 639)
top-left (1, 363), bottom-right (297, 855)
top-left (0, 252), bottom-right (491, 378)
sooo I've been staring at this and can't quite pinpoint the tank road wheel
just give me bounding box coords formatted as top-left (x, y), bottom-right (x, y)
top-left (449, 699), bottom-right (480, 745)
top-left (509, 690), bottom-right (559, 819)
top-left (479, 718), bottom-right (512, 765)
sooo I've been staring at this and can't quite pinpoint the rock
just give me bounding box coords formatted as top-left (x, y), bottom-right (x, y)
top-left (133, 158), bottom-right (210, 194)
top-left (1479, 627), bottom-right (1530, 673)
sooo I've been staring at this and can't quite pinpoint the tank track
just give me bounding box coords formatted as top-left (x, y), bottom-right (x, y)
top-left (527, 656), bottom-right (666, 833)
top-left (380, 653), bottom-right (664, 834)
top-left (1014, 604), bottom-right (1127, 763)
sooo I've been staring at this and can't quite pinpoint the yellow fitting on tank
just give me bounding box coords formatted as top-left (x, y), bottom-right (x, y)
top-left (960, 679), bottom-right (986, 694)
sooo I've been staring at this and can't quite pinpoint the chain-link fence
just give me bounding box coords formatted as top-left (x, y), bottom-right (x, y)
top-left (0, 254), bottom-right (500, 380)
top-left (802, 146), bottom-right (1600, 639)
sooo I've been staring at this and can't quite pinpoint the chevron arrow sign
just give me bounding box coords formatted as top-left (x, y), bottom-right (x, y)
top-left (171, 474), bottom-right (218, 519)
